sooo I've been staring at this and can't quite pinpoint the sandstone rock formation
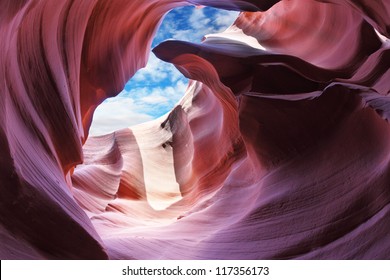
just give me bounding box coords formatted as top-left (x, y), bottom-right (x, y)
top-left (1, 0), bottom-right (389, 259)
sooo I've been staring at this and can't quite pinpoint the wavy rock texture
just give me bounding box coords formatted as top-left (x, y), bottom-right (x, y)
top-left (1, 0), bottom-right (390, 259)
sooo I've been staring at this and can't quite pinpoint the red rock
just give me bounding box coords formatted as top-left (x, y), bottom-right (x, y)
top-left (1, 0), bottom-right (390, 259)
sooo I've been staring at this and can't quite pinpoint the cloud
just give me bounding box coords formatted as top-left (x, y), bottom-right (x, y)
top-left (140, 92), bottom-right (170, 105)
top-left (125, 79), bottom-right (188, 111)
top-left (168, 7), bottom-right (239, 42)
top-left (131, 53), bottom-right (183, 84)
top-left (89, 97), bottom-right (154, 136)
top-left (89, 80), bottom-right (188, 136)
top-left (189, 8), bottom-right (211, 30)
top-left (213, 10), bottom-right (240, 27)
top-left (153, 6), bottom-right (238, 43)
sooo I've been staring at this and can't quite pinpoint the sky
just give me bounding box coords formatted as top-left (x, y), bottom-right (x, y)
top-left (89, 6), bottom-right (238, 136)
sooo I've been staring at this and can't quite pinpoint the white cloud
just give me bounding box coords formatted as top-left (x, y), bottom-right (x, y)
top-left (89, 97), bottom-right (154, 136)
top-left (213, 10), bottom-right (239, 27)
top-left (168, 8), bottom-right (239, 42)
top-left (131, 53), bottom-right (182, 84)
top-left (128, 78), bottom-right (188, 108)
top-left (189, 8), bottom-right (211, 30)
top-left (89, 80), bottom-right (189, 136)
top-left (140, 92), bottom-right (170, 105)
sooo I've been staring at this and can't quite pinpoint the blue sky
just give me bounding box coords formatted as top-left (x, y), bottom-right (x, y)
top-left (89, 6), bottom-right (238, 136)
